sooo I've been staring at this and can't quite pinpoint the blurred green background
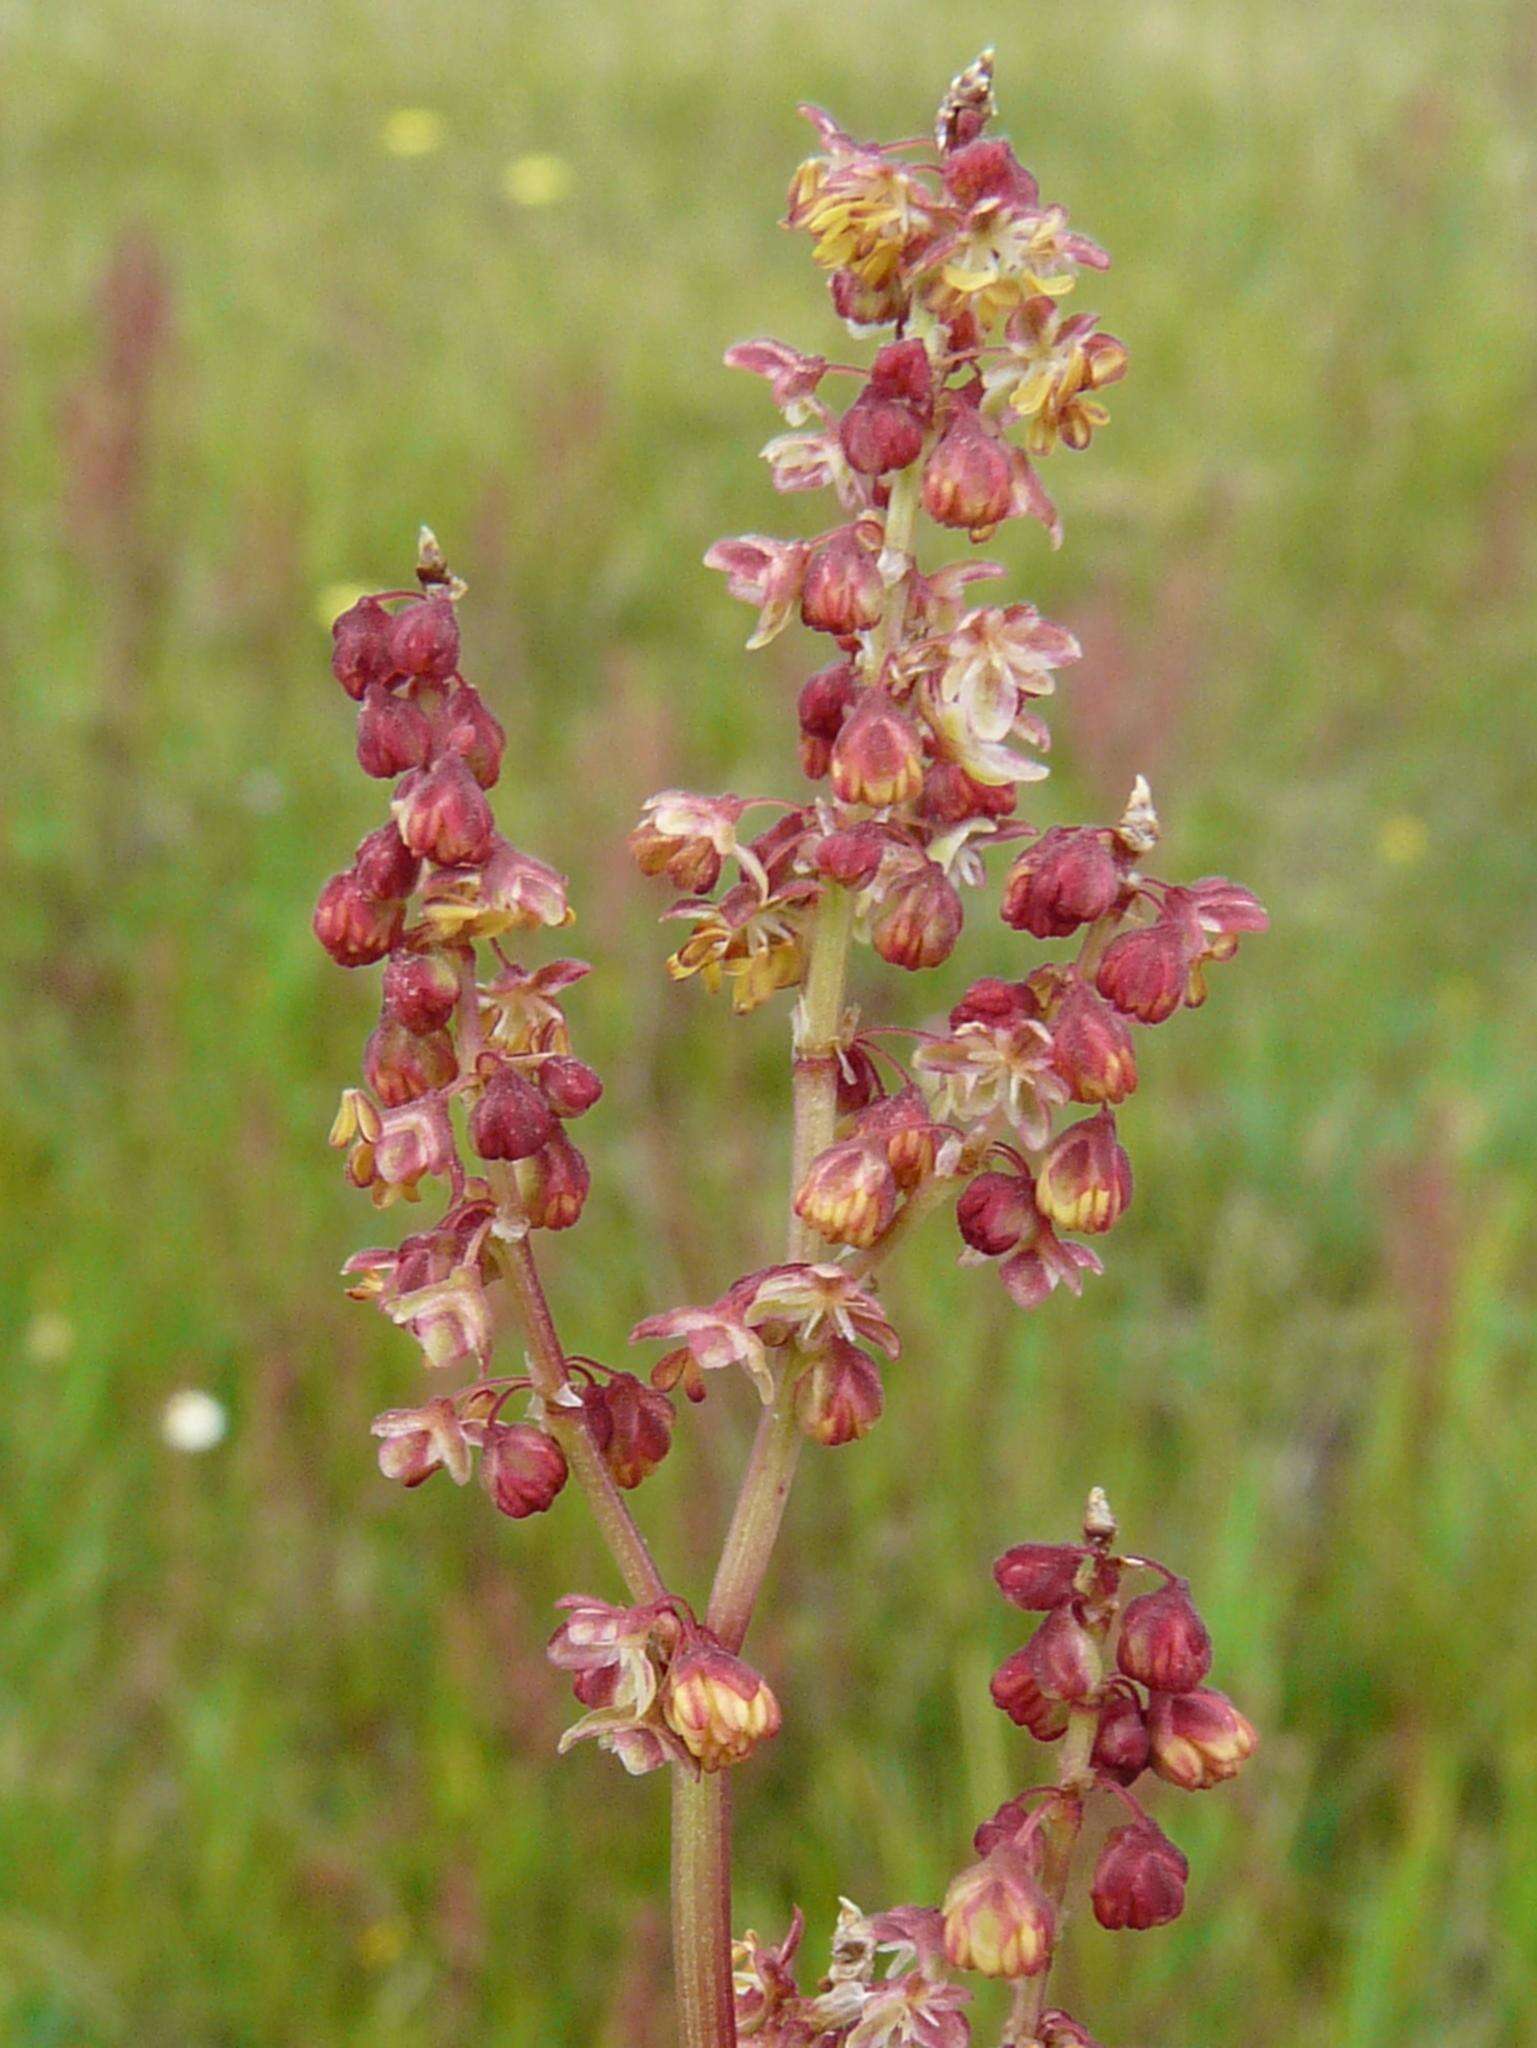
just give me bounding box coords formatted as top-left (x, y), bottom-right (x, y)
top-left (4, 0), bottom-right (1535, 2042)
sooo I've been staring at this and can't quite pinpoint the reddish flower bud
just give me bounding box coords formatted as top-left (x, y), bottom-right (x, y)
top-left (993, 1542), bottom-right (1086, 1612)
top-left (470, 1069), bottom-right (557, 1161)
top-left (942, 1847), bottom-right (1055, 1979)
top-left (313, 870), bottom-right (405, 968)
top-left (868, 337), bottom-right (934, 408)
top-left (1035, 1111), bottom-right (1133, 1236)
top-left (396, 758), bottom-right (495, 868)
top-left (387, 595), bottom-right (460, 680)
top-left (331, 596), bottom-right (397, 699)
top-left (943, 138), bottom-right (1039, 211)
top-left (814, 823), bottom-right (889, 888)
top-left (918, 760), bottom-right (1016, 826)
top-left (1001, 828), bottom-right (1125, 938)
top-left (356, 683), bottom-right (432, 780)
top-left (958, 1172), bottom-right (1036, 1257)
top-left (517, 1130), bottom-right (590, 1229)
top-left (1090, 1822), bottom-right (1188, 1931)
top-left (442, 681), bottom-right (506, 788)
top-left (662, 1642), bottom-right (782, 1772)
top-left (972, 1793), bottom-right (1046, 1859)
top-left (829, 267), bottom-right (909, 330)
top-left (850, 1084), bottom-right (946, 1189)
top-left (537, 1055), bottom-right (604, 1118)
top-left (352, 820), bottom-right (421, 901)
top-left (797, 662), bottom-right (858, 772)
top-left (1091, 1683), bottom-right (1151, 1785)
top-left (839, 389), bottom-right (926, 475)
top-left (950, 978), bottom-right (1040, 1031)
top-left (830, 691), bottom-right (925, 807)
top-left (1024, 1603), bottom-right (1099, 1702)
top-left (584, 1372), bottom-right (673, 1488)
top-left (1049, 983), bottom-right (1138, 1104)
top-left (870, 864), bottom-right (964, 970)
top-left (480, 1422), bottom-right (568, 1518)
top-left (1117, 1579), bottom-right (1212, 1694)
top-left (1146, 1687), bottom-right (1257, 1790)
top-left (923, 405), bottom-right (1013, 536)
top-left (834, 1041), bottom-right (884, 1116)
top-left (795, 1338), bottom-right (884, 1445)
top-left (989, 1648), bottom-right (1071, 1739)
top-left (794, 1138), bottom-right (898, 1249)
top-left (1095, 919), bottom-right (1197, 1025)
top-left (382, 949), bottom-right (461, 1033)
top-left (363, 1016), bottom-right (458, 1106)
top-left (801, 527), bottom-right (884, 637)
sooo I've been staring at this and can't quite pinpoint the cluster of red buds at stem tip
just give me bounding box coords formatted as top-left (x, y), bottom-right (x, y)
top-left (315, 50), bottom-right (1269, 2048)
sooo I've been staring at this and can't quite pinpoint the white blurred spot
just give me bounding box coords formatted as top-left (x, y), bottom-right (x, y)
top-left (26, 1311), bottom-right (74, 1365)
top-left (161, 1389), bottom-right (229, 1453)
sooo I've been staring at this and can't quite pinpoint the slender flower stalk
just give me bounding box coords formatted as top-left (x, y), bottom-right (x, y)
top-left (313, 53), bottom-right (1267, 2048)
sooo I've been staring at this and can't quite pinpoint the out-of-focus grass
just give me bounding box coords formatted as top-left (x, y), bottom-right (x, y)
top-left (2, 0), bottom-right (1535, 2042)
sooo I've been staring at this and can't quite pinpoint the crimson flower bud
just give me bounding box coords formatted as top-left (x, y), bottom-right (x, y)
top-left (993, 1542), bottom-right (1086, 1612)
top-left (798, 662), bottom-right (858, 759)
top-left (1024, 1604), bottom-right (1099, 1702)
top-left (356, 683), bottom-right (432, 779)
top-left (830, 691), bottom-right (925, 807)
top-left (1039, 2015), bottom-right (1103, 2048)
top-left (1049, 983), bottom-right (1138, 1104)
top-left (868, 337), bottom-right (933, 408)
top-left (989, 1648), bottom-right (1071, 1740)
top-left (972, 1793), bottom-right (1045, 1859)
top-left (331, 596), bottom-right (397, 699)
top-left (387, 595), bottom-right (460, 680)
top-left (480, 1422), bottom-right (568, 1518)
top-left (829, 267), bottom-right (909, 330)
top-left (839, 388), bottom-right (926, 475)
top-left (396, 758), bottom-right (495, 868)
top-left (443, 681), bottom-right (505, 788)
top-left (958, 1172), bottom-right (1036, 1257)
top-left (850, 1084), bottom-right (943, 1189)
top-left (352, 821), bottom-right (420, 901)
top-left (800, 527), bottom-right (884, 637)
top-left (1035, 1111), bottom-right (1132, 1236)
top-left (363, 1016), bottom-right (458, 1106)
top-left (537, 1055), bottom-right (604, 1118)
top-left (1146, 1687), bottom-right (1257, 1790)
top-left (943, 139), bottom-right (1039, 210)
top-left (470, 1069), bottom-right (557, 1162)
top-left (1091, 1683), bottom-right (1151, 1785)
top-left (662, 1642), bottom-right (782, 1772)
top-left (795, 1338), bottom-right (884, 1445)
top-left (1001, 828), bottom-right (1125, 938)
top-left (1117, 1579), bottom-right (1212, 1694)
top-left (517, 1130), bottom-right (590, 1229)
top-left (1090, 1822), bottom-right (1188, 1931)
top-left (949, 978), bottom-right (1040, 1031)
top-left (870, 864), bottom-right (963, 970)
top-left (835, 1042), bottom-right (884, 1116)
top-left (1095, 920), bottom-right (1197, 1025)
top-left (942, 1847), bottom-right (1055, 1979)
top-left (794, 1138), bottom-right (897, 1249)
top-left (918, 760), bottom-right (1016, 826)
top-left (382, 948), bottom-right (461, 1034)
top-left (313, 870), bottom-right (405, 968)
top-left (814, 824), bottom-right (888, 889)
top-left (584, 1372), bottom-right (673, 1488)
top-left (923, 405), bottom-right (1013, 535)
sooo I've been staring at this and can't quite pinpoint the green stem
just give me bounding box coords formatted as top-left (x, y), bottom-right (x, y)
top-left (706, 882), bottom-right (855, 1651)
top-left (672, 1773), bottom-right (737, 2048)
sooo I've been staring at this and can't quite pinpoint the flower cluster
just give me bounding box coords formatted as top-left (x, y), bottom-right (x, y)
top-left (938, 1490), bottom-right (1255, 2041)
top-left (732, 1899), bottom-right (972, 2047)
top-left (315, 531), bottom-right (675, 1511)
top-left (548, 1595), bottom-right (781, 1778)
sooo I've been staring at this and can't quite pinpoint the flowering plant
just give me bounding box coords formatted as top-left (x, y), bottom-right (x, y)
top-left (313, 53), bottom-right (1265, 2047)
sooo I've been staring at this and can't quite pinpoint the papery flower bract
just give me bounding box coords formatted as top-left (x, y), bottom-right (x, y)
top-left (385, 1261), bottom-right (493, 1372)
top-left (705, 534), bottom-right (810, 648)
top-left (372, 1396), bottom-right (472, 1487)
top-left (725, 336), bottom-right (830, 421)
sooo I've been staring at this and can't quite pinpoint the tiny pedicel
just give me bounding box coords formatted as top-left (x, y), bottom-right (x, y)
top-left (314, 54), bottom-right (1265, 2046)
